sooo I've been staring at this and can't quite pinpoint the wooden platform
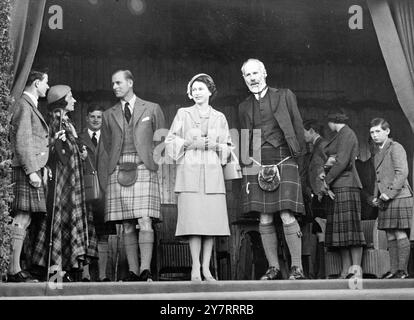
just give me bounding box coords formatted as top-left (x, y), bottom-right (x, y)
top-left (1, 279), bottom-right (414, 300)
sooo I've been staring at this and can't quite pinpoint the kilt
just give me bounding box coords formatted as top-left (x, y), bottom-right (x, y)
top-left (105, 153), bottom-right (161, 222)
top-left (241, 144), bottom-right (304, 216)
top-left (87, 199), bottom-right (116, 236)
top-left (11, 167), bottom-right (47, 214)
top-left (325, 187), bottom-right (366, 249)
top-left (377, 196), bottom-right (413, 231)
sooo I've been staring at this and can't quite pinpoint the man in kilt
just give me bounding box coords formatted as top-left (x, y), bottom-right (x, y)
top-left (238, 59), bottom-right (306, 280)
top-left (8, 70), bottom-right (50, 282)
top-left (370, 118), bottom-right (413, 279)
top-left (100, 70), bottom-right (165, 281)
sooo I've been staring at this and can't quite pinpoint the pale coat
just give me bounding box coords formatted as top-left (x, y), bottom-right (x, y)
top-left (99, 96), bottom-right (165, 189)
top-left (165, 106), bottom-right (233, 194)
top-left (10, 94), bottom-right (49, 174)
top-left (374, 139), bottom-right (412, 199)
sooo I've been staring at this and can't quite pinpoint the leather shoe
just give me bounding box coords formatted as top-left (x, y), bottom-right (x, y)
top-left (393, 270), bottom-right (409, 279)
top-left (288, 266), bottom-right (306, 280)
top-left (381, 271), bottom-right (395, 279)
top-left (7, 270), bottom-right (39, 283)
top-left (139, 269), bottom-right (153, 282)
top-left (260, 266), bottom-right (282, 280)
top-left (122, 271), bottom-right (140, 282)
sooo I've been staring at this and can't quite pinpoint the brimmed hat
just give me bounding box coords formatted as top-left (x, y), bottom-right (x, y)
top-left (47, 85), bottom-right (71, 105)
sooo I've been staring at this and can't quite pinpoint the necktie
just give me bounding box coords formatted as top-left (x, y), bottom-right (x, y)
top-left (91, 132), bottom-right (97, 147)
top-left (124, 102), bottom-right (131, 123)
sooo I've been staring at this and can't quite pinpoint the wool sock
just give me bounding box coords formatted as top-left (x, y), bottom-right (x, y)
top-left (9, 225), bottom-right (26, 274)
top-left (388, 239), bottom-right (398, 274)
top-left (139, 230), bottom-right (154, 273)
top-left (397, 237), bottom-right (410, 273)
top-left (259, 223), bottom-right (280, 269)
top-left (124, 232), bottom-right (139, 275)
top-left (97, 240), bottom-right (109, 280)
top-left (82, 264), bottom-right (90, 280)
top-left (283, 221), bottom-right (302, 269)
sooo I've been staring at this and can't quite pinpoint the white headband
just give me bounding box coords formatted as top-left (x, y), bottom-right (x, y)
top-left (186, 73), bottom-right (212, 99)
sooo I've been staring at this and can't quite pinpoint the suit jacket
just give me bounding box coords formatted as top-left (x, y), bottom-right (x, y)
top-left (10, 94), bottom-right (49, 174)
top-left (238, 88), bottom-right (306, 163)
top-left (308, 136), bottom-right (328, 195)
top-left (100, 95), bottom-right (165, 187)
top-left (165, 106), bottom-right (233, 193)
top-left (324, 125), bottom-right (362, 189)
top-left (374, 139), bottom-right (412, 199)
top-left (79, 129), bottom-right (108, 191)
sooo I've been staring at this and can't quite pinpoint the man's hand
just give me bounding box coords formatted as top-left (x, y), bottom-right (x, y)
top-left (29, 172), bottom-right (42, 188)
top-left (80, 146), bottom-right (88, 161)
top-left (54, 130), bottom-right (66, 142)
top-left (319, 172), bottom-right (326, 180)
top-left (379, 193), bottom-right (390, 201)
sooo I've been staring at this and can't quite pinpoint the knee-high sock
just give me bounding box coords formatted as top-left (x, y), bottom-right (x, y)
top-left (388, 239), bottom-right (398, 273)
top-left (397, 237), bottom-right (410, 273)
top-left (97, 240), bottom-right (109, 280)
top-left (9, 226), bottom-right (26, 274)
top-left (139, 230), bottom-right (154, 272)
top-left (82, 264), bottom-right (90, 280)
top-left (283, 221), bottom-right (302, 269)
top-left (124, 232), bottom-right (139, 275)
top-left (259, 223), bottom-right (279, 269)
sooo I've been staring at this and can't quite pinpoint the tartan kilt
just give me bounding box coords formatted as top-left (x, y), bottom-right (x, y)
top-left (87, 199), bottom-right (117, 236)
top-left (325, 187), bottom-right (366, 249)
top-left (105, 153), bottom-right (161, 222)
top-left (11, 167), bottom-right (47, 214)
top-left (241, 144), bottom-right (304, 216)
top-left (378, 196), bottom-right (413, 230)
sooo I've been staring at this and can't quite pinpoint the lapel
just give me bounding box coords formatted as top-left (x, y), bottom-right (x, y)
top-left (81, 129), bottom-right (96, 154)
top-left (111, 102), bottom-right (124, 131)
top-left (309, 136), bottom-right (322, 163)
top-left (186, 105), bottom-right (201, 127)
top-left (243, 96), bottom-right (254, 129)
top-left (268, 88), bottom-right (282, 115)
top-left (22, 94), bottom-right (48, 130)
top-left (375, 139), bottom-right (392, 169)
top-left (132, 97), bottom-right (147, 127)
top-left (325, 130), bottom-right (340, 148)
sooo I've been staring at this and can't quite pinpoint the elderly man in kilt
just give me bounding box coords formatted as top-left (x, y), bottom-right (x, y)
top-left (100, 70), bottom-right (165, 281)
top-left (8, 70), bottom-right (50, 282)
top-left (238, 59), bottom-right (306, 280)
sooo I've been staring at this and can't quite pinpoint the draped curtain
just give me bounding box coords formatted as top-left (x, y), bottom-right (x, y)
top-left (9, 0), bottom-right (46, 105)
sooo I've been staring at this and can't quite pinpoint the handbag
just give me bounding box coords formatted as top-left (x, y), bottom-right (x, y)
top-left (223, 151), bottom-right (242, 180)
top-left (84, 156), bottom-right (101, 201)
top-left (256, 156), bottom-right (291, 192)
top-left (117, 162), bottom-right (138, 187)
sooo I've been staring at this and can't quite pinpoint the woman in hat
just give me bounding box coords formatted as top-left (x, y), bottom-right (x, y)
top-left (370, 118), bottom-right (412, 279)
top-left (165, 74), bottom-right (234, 281)
top-left (320, 109), bottom-right (366, 279)
top-left (31, 85), bottom-right (98, 281)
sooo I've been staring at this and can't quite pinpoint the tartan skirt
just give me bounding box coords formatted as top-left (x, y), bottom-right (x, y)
top-left (325, 187), bottom-right (366, 249)
top-left (377, 196), bottom-right (413, 231)
top-left (241, 144), bottom-right (304, 216)
top-left (105, 153), bottom-right (161, 222)
top-left (11, 167), bottom-right (47, 214)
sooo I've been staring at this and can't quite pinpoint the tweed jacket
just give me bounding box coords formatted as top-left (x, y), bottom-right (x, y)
top-left (324, 125), bottom-right (362, 189)
top-left (165, 106), bottom-right (233, 194)
top-left (10, 94), bottom-right (49, 175)
top-left (238, 88), bottom-right (306, 166)
top-left (308, 136), bottom-right (328, 195)
top-left (100, 96), bottom-right (165, 187)
top-left (79, 129), bottom-right (108, 191)
top-left (374, 139), bottom-right (412, 200)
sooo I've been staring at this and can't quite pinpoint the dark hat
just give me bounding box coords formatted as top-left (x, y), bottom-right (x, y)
top-left (327, 111), bottom-right (349, 123)
top-left (47, 85), bottom-right (71, 105)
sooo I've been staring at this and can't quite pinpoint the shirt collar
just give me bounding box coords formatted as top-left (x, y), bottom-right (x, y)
top-left (254, 87), bottom-right (269, 101)
top-left (23, 91), bottom-right (38, 107)
top-left (88, 129), bottom-right (100, 141)
top-left (312, 134), bottom-right (321, 145)
top-left (121, 94), bottom-right (136, 112)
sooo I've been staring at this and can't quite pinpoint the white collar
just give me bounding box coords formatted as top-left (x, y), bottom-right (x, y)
top-left (254, 87), bottom-right (269, 101)
top-left (88, 129), bottom-right (100, 141)
top-left (23, 91), bottom-right (38, 107)
top-left (121, 94), bottom-right (136, 112)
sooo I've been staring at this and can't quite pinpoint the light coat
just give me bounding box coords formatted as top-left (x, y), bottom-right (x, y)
top-left (165, 106), bottom-right (233, 194)
top-left (374, 139), bottom-right (412, 199)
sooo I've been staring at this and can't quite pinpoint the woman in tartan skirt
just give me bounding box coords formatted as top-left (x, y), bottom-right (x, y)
top-left (31, 85), bottom-right (98, 281)
top-left (370, 118), bottom-right (413, 279)
top-left (320, 110), bottom-right (366, 279)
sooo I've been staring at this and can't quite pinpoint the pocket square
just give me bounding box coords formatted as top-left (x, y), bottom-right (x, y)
top-left (142, 116), bottom-right (151, 122)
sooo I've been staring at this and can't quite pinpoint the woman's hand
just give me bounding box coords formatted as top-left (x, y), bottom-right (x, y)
top-left (379, 193), bottom-right (390, 201)
top-left (54, 130), bottom-right (66, 142)
top-left (205, 137), bottom-right (218, 151)
top-left (80, 145), bottom-right (88, 161)
top-left (28, 172), bottom-right (42, 188)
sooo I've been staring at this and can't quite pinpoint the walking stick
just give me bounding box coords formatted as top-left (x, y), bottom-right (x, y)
top-left (46, 109), bottom-right (64, 285)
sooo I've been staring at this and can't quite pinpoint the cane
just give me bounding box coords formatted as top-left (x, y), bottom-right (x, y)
top-left (46, 108), bottom-right (64, 285)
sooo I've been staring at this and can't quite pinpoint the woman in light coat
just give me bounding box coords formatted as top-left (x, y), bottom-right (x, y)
top-left (370, 118), bottom-right (413, 279)
top-left (165, 74), bottom-right (233, 281)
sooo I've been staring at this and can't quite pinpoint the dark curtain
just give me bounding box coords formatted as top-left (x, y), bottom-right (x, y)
top-left (9, 0), bottom-right (46, 105)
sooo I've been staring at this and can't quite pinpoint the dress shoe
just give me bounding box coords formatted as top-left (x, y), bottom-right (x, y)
top-left (99, 277), bottom-right (111, 282)
top-left (138, 269), bottom-right (153, 282)
top-left (381, 271), bottom-right (395, 279)
top-left (393, 270), bottom-right (409, 279)
top-left (260, 266), bottom-right (282, 280)
top-left (288, 266), bottom-right (306, 280)
top-left (7, 271), bottom-right (39, 283)
top-left (122, 271), bottom-right (140, 282)
top-left (62, 272), bottom-right (74, 282)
